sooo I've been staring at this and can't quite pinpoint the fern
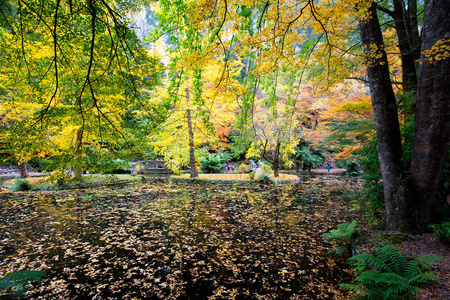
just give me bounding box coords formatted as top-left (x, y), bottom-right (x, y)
top-left (321, 220), bottom-right (359, 256)
top-left (341, 243), bottom-right (443, 299)
top-left (0, 270), bottom-right (46, 299)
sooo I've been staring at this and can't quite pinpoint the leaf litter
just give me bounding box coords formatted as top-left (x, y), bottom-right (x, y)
top-left (0, 176), bottom-right (359, 299)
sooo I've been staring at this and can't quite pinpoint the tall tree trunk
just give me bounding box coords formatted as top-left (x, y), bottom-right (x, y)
top-left (408, 0), bottom-right (450, 232)
top-left (74, 128), bottom-right (83, 182)
top-left (18, 161), bottom-right (28, 178)
top-left (392, 0), bottom-right (418, 93)
top-left (186, 88), bottom-right (198, 178)
top-left (406, 0), bottom-right (421, 75)
top-left (359, 2), bottom-right (407, 231)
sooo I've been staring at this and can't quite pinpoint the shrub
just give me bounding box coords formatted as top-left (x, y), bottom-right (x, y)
top-left (200, 154), bottom-right (225, 173)
top-left (199, 151), bottom-right (232, 173)
top-left (47, 169), bottom-right (74, 185)
top-left (294, 146), bottom-right (324, 171)
top-left (428, 221), bottom-right (450, 244)
top-left (248, 171), bottom-right (255, 180)
top-left (321, 221), bottom-right (359, 256)
top-left (340, 243), bottom-right (443, 299)
top-left (238, 163), bottom-right (250, 173)
top-left (9, 178), bottom-right (32, 191)
top-left (256, 164), bottom-right (276, 184)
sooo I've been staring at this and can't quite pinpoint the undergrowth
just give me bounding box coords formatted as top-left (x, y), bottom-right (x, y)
top-left (340, 243), bottom-right (443, 299)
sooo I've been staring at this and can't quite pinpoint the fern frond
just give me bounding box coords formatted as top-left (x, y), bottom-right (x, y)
top-left (407, 273), bottom-right (441, 286)
top-left (385, 280), bottom-right (419, 297)
top-left (321, 221), bottom-right (358, 242)
top-left (414, 255), bottom-right (443, 270)
top-left (343, 244), bottom-right (442, 300)
top-left (364, 286), bottom-right (387, 299)
top-left (374, 244), bottom-right (420, 279)
top-left (327, 245), bottom-right (348, 255)
top-left (350, 253), bottom-right (390, 273)
top-left (356, 271), bottom-right (406, 286)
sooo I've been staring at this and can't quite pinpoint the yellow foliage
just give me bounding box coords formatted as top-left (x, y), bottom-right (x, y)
top-left (334, 145), bottom-right (360, 160)
top-left (422, 38), bottom-right (450, 63)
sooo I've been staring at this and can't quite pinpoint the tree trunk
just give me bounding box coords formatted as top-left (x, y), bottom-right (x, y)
top-left (74, 128), bottom-right (83, 182)
top-left (408, 0), bottom-right (450, 231)
top-left (186, 88), bottom-right (198, 178)
top-left (272, 142), bottom-right (281, 177)
top-left (406, 0), bottom-right (421, 75)
top-left (18, 161), bottom-right (28, 178)
top-left (244, 58), bottom-right (251, 78)
top-left (359, 2), bottom-right (407, 231)
top-left (392, 0), bottom-right (418, 93)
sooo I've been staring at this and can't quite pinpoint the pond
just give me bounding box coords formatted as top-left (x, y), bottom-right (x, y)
top-left (0, 175), bottom-right (360, 299)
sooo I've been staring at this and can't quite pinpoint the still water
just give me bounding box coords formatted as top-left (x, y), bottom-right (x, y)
top-left (0, 176), bottom-right (359, 299)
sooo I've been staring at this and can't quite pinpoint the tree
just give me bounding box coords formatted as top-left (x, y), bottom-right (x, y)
top-left (375, 0), bottom-right (422, 93)
top-left (235, 69), bottom-right (301, 177)
top-left (409, 0), bottom-right (450, 231)
top-left (145, 64), bottom-right (239, 175)
top-left (145, 1), bottom-right (241, 176)
top-left (359, 0), bottom-right (450, 232)
top-left (0, 0), bottom-right (162, 178)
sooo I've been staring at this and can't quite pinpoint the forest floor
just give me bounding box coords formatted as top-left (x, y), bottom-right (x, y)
top-left (400, 234), bottom-right (450, 300)
top-left (359, 229), bottom-right (450, 300)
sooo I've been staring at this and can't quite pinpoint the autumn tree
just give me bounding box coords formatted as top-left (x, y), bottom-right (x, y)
top-left (234, 69), bottom-right (302, 177)
top-left (0, 0), bottom-right (162, 179)
top-left (145, 0), bottom-right (241, 177)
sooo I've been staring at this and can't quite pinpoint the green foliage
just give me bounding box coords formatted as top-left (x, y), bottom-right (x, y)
top-left (238, 163), bottom-right (251, 173)
top-left (8, 178), bottom-right (32, 192)
top-left (341, 243), bottom-right (443, 299)
top-left (336, 159), bottom-right (360, 176)
top-left (83, 148), bottom-right (131, 175)
top-left (294, 146), bottom-right (324, 170)
top-left (355, 137), bottom-right (384, 228)
top-left (199, 151), bottom-right (232, 173)
top-left (0, 0), bottom-right (163, 173)
top-left (248, 171), bottom-right (255, 180)
top-left (47, 169), bottom-right (74, 186)
top-left (322, 221), bottom-right (359, 255)
top-left (428, 221), bottom-right (450, 244)
top-left (0, 270), bottom-right (46, 299)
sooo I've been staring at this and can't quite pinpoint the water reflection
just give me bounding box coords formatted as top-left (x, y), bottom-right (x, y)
top-left (0, 178), bottom-right (360, 299)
